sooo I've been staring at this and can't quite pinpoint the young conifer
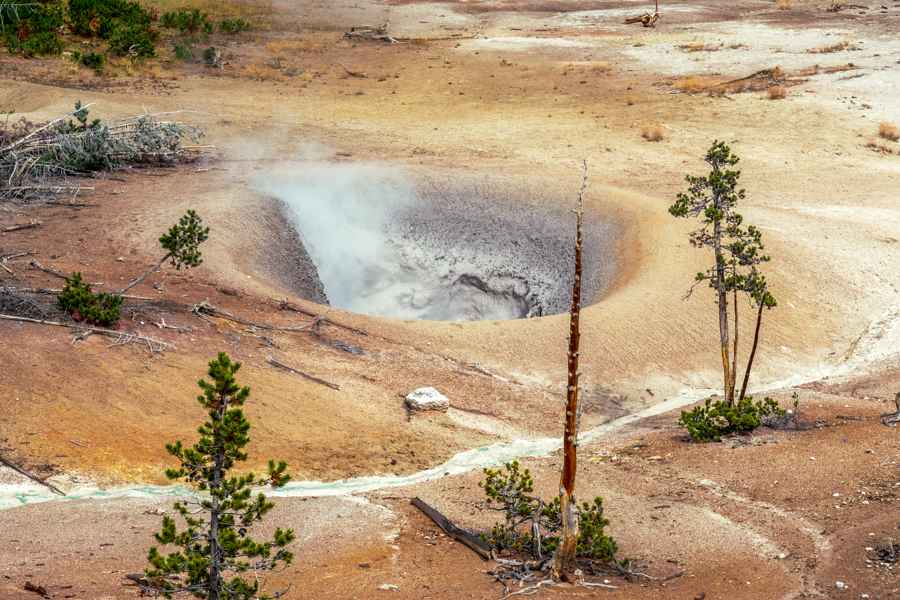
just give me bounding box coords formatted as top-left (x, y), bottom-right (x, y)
top-left (143, 352), bottom-right (294, 600)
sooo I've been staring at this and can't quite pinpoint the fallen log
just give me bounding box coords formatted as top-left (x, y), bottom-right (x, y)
top-left (411, 497), bottom-right (492, 560)
top-left (624, 12), bottom-right (659, 27)
top-left (193, 301), bottom-right (316, 333)
top-left (0, 454), bottom-right (65, 496)
top-left (0, 313), bottom-right (173, 352)
top-left (267, 357), bottom-right (341, 391)
top-left (344, 23), bottom-right (399, 43)
top-left (10, 286), bottom-right (153, 301)
top-left (276, 299), bottom-right (370, 337)
top-left (2, 222), bottom-right (41, 233)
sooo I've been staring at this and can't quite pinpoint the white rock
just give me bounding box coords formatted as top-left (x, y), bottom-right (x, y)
top-left (835, 581), bottom-right (847, 590)
top-left (405, 387), bottom-right (450, 412)
top-left (378, 583), bottom-right (400, 591)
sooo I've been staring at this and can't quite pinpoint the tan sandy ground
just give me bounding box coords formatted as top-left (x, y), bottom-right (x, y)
top-left (1, 0), bottom-right (899, 598)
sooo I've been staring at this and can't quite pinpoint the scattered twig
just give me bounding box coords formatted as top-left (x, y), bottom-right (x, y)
top-left (154, 317), bottom-right (192, 333)
top-left (0, 313), bottom-right (173, 352)
top-left (266, 357), bottom-right (341, 391)
top-left (338, 63), bottom-right (367, 78)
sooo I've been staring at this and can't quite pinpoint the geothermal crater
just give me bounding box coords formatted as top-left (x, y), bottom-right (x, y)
top-left (259, 163), bottom-right (614, 321)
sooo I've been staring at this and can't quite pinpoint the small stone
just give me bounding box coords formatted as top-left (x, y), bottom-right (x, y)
top-left (404, 387), bottom-right (450, 412)
top-left (378, 583), bottom-right (399, 591)
top-left (835, 581), bottom-right (847, 590)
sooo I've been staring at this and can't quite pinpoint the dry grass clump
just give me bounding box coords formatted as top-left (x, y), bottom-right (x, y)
top-left (767, 85), bottom-right (787, 99)
top-left (808, 40), bottom-right (859, 54)
top-left (673, 76), bottom-right (717, 94)
top-left (266, 39), bottom-right (324, 54)
top-left (878, 122), bottom-right (900, 142)
top-left (641, 124), bottom-right (665, 142)
top-left (677, 42), bottom-right (722, 53)
top-left (776, 0), bottom-right (792, 9)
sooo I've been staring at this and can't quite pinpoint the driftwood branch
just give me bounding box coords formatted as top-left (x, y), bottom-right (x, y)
top-left (0, 313), bottom-right (173, 352)
top-left (411, 497), bottom-right (492, 560)
top-left (2, 221), bottom-right (41, 233)
top-left (267, 357), bottom-right (341, 391)
top-left (0, 454), bottom-right (65, 496)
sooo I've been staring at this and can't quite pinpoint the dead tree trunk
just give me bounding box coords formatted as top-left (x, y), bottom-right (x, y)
top-left (552, 162), bottom-right (587, 582)
top-left (119, 253), bottom-right (171, 294)
top-left (738, 300), bottom-right (765, 402)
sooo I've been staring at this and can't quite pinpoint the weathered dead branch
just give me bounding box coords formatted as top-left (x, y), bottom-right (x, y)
top-left (193, 301), bottom-right (317, 333)
top-left (882, 392), bottom-right (900, 426)
top-left (9, 285), bottom-right (152, 301)
top-left (276, 299), bottom-right (370, 336)
top-left (267, 357), bottom-right (341, 391)
top-left (0, 313), bottom-right (173, 352)
top-left (344, 23), bottom-right (399, 43)
top-left (412, 497), bottom-right (492, 560)
top-left (1, 221), bottom-right (40, 232)
top-left (0, 454), bottom-right (65, 496)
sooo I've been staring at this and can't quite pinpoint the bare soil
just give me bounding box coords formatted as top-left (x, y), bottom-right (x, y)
top-left (1, 0), bottom-right (899, 598)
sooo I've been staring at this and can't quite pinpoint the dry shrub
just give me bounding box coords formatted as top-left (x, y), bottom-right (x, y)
top-left (641, 124), bottom-right (665, 142)
top-left (673, 76), bottom-right (717, 94)
top-left (866, 140), bottom-right (895, 155)
top-left (878, 122), bottom-right (900, 142)
top-left (767, 85), bottom-right (787, 99)
top-left (808, 41), bottom-right (859, 54)
top-left (240, 63), bottom-right (285, 82)
top-left (678, 42), bottom-right (721, 53)
top-left (265, 39), bottom-right (324, 54)
top-left (776, 0), bottom-right (792, 9)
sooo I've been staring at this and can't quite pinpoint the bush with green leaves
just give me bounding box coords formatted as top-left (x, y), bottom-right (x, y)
top-left (143, 352), bottom-right (295, 600)
top-left (67, 0), bottom-right (157, 57)
top-left (1, 2), bottom-right (65, 57)
top-left (219, 18), bottom-right (250, 34)
top-left (57, 272), bottom-right (123, 326)
top-left (173, 42), bottom-right (192, 61)
top-left (480, 461), bottom-right (618, 563)
top-left (161, 8), bottom-right (213, 35)
top-left (73, 49), bottom-right (106, 72)
top-left (679, 396), bottom-right (784, 442)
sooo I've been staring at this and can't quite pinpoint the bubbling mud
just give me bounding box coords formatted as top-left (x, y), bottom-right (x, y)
top-left (257, 163), bottom-right (615, 321)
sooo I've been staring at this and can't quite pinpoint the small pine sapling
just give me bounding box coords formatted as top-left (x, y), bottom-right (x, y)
top-left (143, 352), bottom-right (295, 599)
top-left (119, 210), bottom-right (209, 293)
top-left (480, 461), bottom-right (617, 564)
top-left (57, 272), bottom-right (123, 326)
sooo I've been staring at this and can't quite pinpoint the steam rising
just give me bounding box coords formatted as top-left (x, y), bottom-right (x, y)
top-left (257, 161), bottom-right (610, 321)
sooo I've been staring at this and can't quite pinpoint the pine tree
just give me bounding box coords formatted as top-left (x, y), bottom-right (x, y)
top-left (120, 209), bottom-right (209, 294)
top-left (144, 352), bottom-right (295, 600)
top-left (669, 141), bottom-right (776, 405)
